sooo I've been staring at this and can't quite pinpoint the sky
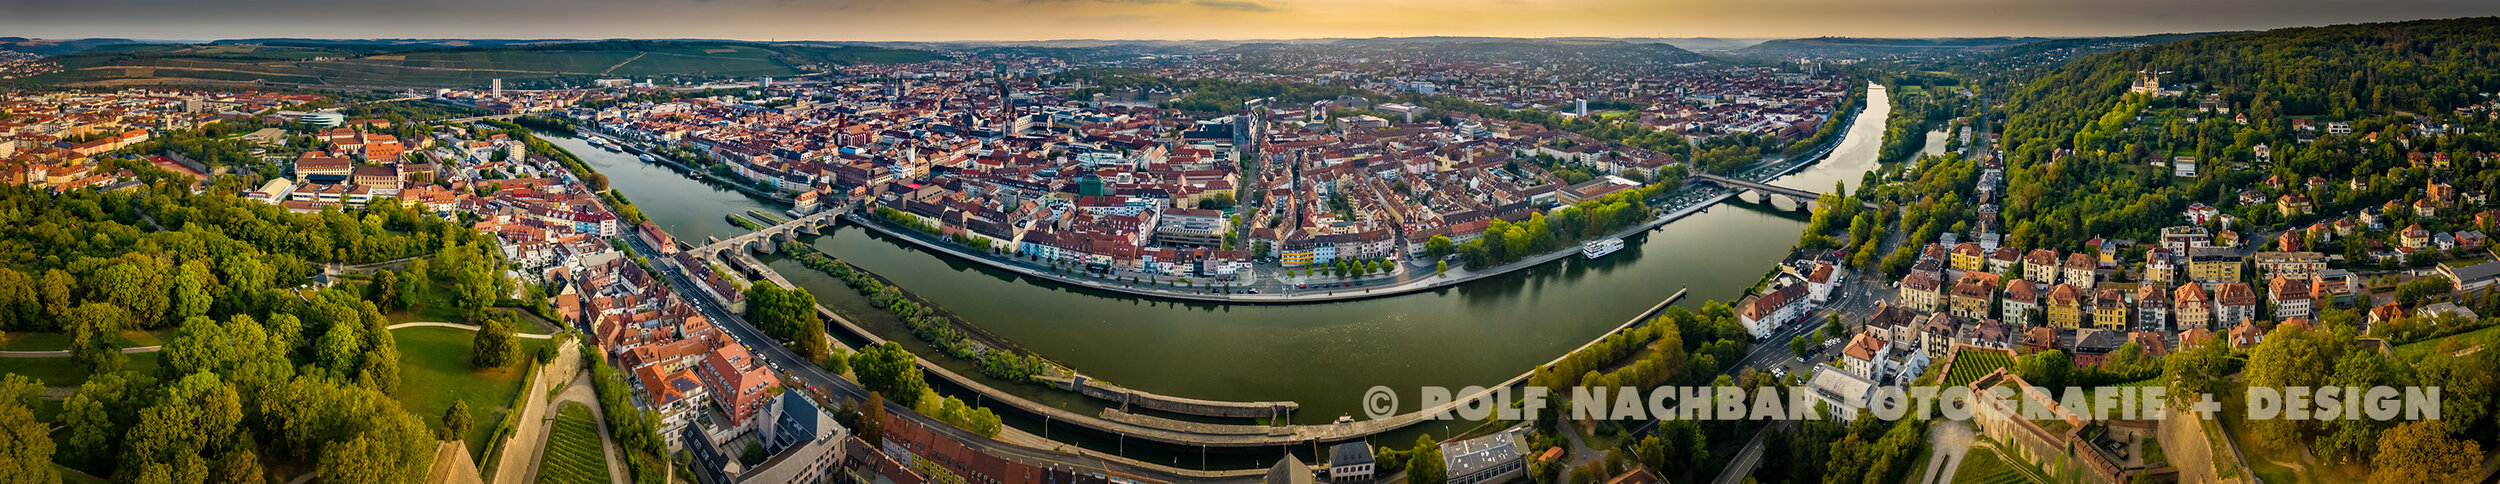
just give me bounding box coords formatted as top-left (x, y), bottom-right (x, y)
top-left (3, 0), bottom-right (2498, 42)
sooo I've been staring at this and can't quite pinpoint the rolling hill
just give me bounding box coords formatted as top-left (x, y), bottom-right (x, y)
top-left (1735, 36), bottom-right (2058, 59)
top-left (9, 40), bottom-right (943, 89)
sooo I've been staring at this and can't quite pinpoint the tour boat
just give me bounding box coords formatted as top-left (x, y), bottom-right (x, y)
top-left (1582, 238), bottom-right (1625, 259)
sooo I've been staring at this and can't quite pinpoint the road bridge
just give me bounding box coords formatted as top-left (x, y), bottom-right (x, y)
top-left (688, 208), bottom-right (847, 260)
top-left (1688, 173), bottom-right (1880, 211)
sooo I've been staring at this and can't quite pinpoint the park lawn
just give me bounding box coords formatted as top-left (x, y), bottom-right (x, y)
top-left (55, 463), bottom-right (108, 484)
top-left (536, 402), bottom-right (613, 484)
top-left (0, 352), bottom-right (164, 388)
top-left (392, 325), bottom-right (548, 461)
top-left (0, 328), bottom-right (174, 352)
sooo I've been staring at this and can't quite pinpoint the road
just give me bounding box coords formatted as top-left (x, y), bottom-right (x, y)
top-left (622, 235), bottom-right (1248, 483)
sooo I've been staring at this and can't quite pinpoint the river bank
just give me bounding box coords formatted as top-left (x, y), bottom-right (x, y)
top-left (548, 82), bottom-right (1897, 423)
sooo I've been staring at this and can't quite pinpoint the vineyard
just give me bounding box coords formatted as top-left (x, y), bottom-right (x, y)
top-left (1942, 349), bottom-right (2016, 387)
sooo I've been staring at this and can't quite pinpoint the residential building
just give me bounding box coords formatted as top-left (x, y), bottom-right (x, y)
top-left (2187, 248), bottom-right (2243, 283)
top-left (2132, 285), bottom-right (2169, 333)
top-left (698, 343), bottom-right (782, 427)
top-left (2023, 249), bottom-right (2061, 286)
top-left (2251, 252), bottom-right (2328, 280)
top-left (1950, 273), bottom-right (1996, 320)
top-left (1901, 271), bottom-right (1944, 313)
top-left (2216, 282), bottom-right (2257, 329)
top-left (1739, 284), bottom-right (1809, 338)
top-left (1839, 332), bottom-right (1890, 380)
top-left (2063, 253), bottom-right (2097, 289)
top-left (2174, 283), bottom-right (2214, 330)
top-left (2045, 284), bottom-right (2084, 329)
top-left (2093, 289), bottom-right (2130, 331)
top-left (2268, 276), bottom-right (2313, 322)
top-left (684, 392), bottom-right (848, 484)
top-left (1330, 442), bottom-right (1376, 482)
top-left (2001, 279), bottom-right (2040, 327)
top-left (2143, 248), bottom-right (2178, 287)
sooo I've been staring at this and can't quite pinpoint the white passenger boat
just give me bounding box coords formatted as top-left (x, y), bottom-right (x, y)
top-left (1582, 238), bottom-right (1625, 259)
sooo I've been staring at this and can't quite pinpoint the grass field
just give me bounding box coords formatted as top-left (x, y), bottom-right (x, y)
top-left (0, 352), bottom-right (163, 388)
top-left (55, 464), bottom-right (108, 484)
top-left (1950, 445), bottom-right (2039, 484)
top-left (536, 402), bottom-right (613, 484)
top-left (0, 328), bottom-right (171, 352)
top-left (392, 325), bottom-right (549, 461)
top-left (1942, 350), bottom-right (2016, 387)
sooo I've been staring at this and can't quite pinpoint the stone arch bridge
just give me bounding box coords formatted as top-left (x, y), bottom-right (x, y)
top-left (1687, 173), bottom-right (1882, 212)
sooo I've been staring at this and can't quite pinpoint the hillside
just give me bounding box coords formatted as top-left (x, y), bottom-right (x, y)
top-left (1736, 36), bottom-right (2052, 59)
top-left (1993, 16), bottom-right (2500, 250)
top-left (0, 37), bottom-right (160, 56)
top-left (9, 40), bottom-right (943, 89)
top-left (1219, 37), bottom-right (1710, 71)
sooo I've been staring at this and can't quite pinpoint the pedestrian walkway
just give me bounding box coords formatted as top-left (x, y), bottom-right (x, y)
top-left (0, 322), bottom-right (547, 359)
top-left (549, 371), bottom-right (630, 484)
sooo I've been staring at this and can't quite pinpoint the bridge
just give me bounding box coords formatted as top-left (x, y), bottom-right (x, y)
top-left (442, 113), bottom-right (526, 124)
top-left (688, 208), bottom-right (848, 261)
top-left (1688, 173), bottom-right (1880, 211)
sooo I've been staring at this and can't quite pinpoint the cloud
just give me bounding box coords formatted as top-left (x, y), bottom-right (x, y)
top-left (1192, 0), bottom-right (1276, 11)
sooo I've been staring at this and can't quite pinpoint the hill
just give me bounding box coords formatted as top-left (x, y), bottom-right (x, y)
top-left (1218, 37), bottom-right (1709, 72)
top-left (1737, 36), bottom-right (2054, 59)
top-left (1992, 16), bottom-right (2500, 249)
top-left (0, 37), bottom-right (165, 56)
top-left (9, 40), bottom-right (943, 89)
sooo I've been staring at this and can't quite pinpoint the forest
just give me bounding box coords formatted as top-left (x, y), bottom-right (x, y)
top-left (0, 156), bottom-right (515, 482)
top-left (1993, 17), bottom-right (2500, 250)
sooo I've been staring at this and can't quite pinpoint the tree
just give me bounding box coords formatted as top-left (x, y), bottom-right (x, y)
top-left (2163, 337), bottom-right (2237, 409)
top-left (740, 440), bottom-right (767, 466)
top-left (2369, 421), bottom-right (2483, 484)
top-left (170, 261), bottom-right (217, 322)
top-left (0, 374), bottom-right (55, 484)
top-left (745, 285), bottom-right (829, 359)
top-left (587, 173), bottom-right (610, 192)
top-left (1424, 235), bottom-right (1455, 260)
top-left (820, 346), bottom-right (852, 376)
top-left (858, 392), bottom-right (888, 446)
top-left (2013, 350), bottom-right (2071, 389)
top-left (442, 401), bottom-right (473, 441)
top-left (471, 316), bottom-right (519, 369)
top-left (1407, 434), bottom-right (1446, 484)
top-left (1790, 336), bottom-right (1811, 358)
top-left (66, 304), bottom-right (128, 374)
top-left (371, 270), bottom-right (404, 312)
top-left (852, 343), bottom-right (929, 407)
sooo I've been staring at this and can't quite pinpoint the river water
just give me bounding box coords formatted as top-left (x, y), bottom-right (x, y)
top-left (560, 84), bottom-right (1896, 425)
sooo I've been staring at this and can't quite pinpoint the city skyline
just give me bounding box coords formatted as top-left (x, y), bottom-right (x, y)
top-left (5, 0), bottom-right (2499, 43)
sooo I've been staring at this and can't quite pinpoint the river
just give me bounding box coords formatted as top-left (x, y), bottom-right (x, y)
top-left (557, 84), bottom-right (1896, 427)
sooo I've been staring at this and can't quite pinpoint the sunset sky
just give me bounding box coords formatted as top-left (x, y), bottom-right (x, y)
top-left (4, 0), bottom-right (2498, 42)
